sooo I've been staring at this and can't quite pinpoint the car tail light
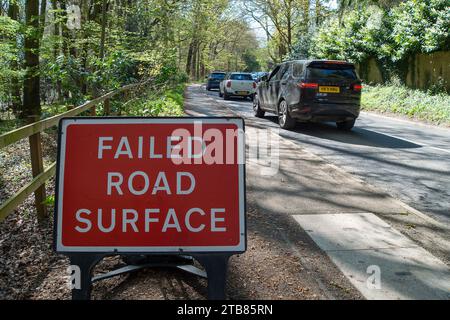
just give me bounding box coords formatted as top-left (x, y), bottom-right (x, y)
top-left (353, 84), bottom-right (363, 91)
top-left (226, 80), bottom-right (232, 88)
top-left (299, 82), bottom-right (318, 89)
top-left (252, 82), bottom-right (257, 89)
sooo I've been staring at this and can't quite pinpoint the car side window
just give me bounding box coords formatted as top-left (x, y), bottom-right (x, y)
top-left (281, 64), bottom-right (291, 80)
top-left (268, 66), bottom-right (280, 82)
top-left (293, 62), bottom-right (305, 78)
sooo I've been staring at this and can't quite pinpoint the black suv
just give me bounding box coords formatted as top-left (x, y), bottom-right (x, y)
top-left (206, 72), bottom-right (226, 91)
top-left (253, 60), bottom-right (362, 130)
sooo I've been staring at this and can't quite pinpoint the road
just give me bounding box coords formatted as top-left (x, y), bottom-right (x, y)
top-left (202, 87), bottom-right (450, 227)
top-left (184, 84), bottom-right (450, 299)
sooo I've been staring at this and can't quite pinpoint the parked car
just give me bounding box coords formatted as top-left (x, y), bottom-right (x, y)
top-left (219, 72), bottom-right (257, 100)
top-left (206, 72), bottom-right (226, 91)
top-left (253, 72), bottom-right (269, 82)
top-left (253, 60), bottom-right (362, 130)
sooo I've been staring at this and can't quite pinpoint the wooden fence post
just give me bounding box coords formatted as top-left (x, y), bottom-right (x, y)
top-left (28, 115), bottom-right (47, 222)
top-left (104, 98), bottom-right (110, 116)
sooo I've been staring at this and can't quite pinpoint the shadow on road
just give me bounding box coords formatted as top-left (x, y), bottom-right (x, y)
top-left (204, 88), bottom-right (253, 103)
top-left (264, 116), bottom-right (421, 149)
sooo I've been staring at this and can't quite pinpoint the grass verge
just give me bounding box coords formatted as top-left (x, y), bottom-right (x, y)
top-left (361, 84), bottom-right (450, 126)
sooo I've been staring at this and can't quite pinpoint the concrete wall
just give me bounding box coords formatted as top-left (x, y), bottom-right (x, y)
top-left (356, 58), bottom-right (383, 85)
top-left (406, 51), bottom-right (449, 91)
top-left (356, 51), bottom-right (450, 91)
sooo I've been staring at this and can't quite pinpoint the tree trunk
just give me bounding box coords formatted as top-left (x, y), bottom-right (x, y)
top-left (191, 41), bottom-right (198, 79)
top-left (8, 1), bottom-right (22, 115)
top-left (186, 41), bottom-right (194, 76)
top-left (195, 44), bottom-right (201, 80)
top-left (52, 0), bottom-right (62, 102)
top-left (315, 0), bottom-right (321, 26)
top-left (80, 0), bottom-right (89, 95)
top-left (99, 0), bottom-right (108, 60)
top-left (23, 0), bottom-right (41, 118)
top-left (39, 0), bottom-right (47, 105)
top-left (39, 0), bottom-right (47, 39)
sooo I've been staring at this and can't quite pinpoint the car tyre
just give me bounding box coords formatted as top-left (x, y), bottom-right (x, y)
top-left (223, 91), bottom-right (230, 100)
top-left (336, 119), bottom-right (355, 131)
top-left (219, 90), bottom-right (223, 98)
top-left (278, 100), bottom-right (296, 129)
top-left (253, 96), bottom-right (265, 118)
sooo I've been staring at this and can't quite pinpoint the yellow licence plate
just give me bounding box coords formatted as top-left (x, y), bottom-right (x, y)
top-left (319, 86), bottom-right (340, 93)
top-left (236, 91), bottom-right (248, 95)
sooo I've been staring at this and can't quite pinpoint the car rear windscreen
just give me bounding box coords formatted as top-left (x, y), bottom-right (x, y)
top-left (210, 73), bottom-right (226, 79)
top-left (307, 65), bottom-right (357, 80)
top-left (230, 74), bottom-right (253, 81)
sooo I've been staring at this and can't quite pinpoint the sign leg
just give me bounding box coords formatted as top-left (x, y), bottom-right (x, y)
top-left (69, 254), bottom-right (103, 300)
top-left (195, 254), bottom-right (231, 300)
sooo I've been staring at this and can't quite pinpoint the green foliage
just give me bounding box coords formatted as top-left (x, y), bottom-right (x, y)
top-left (362, 84), bottom-right (450, 125)
top-left (43, 195), bottom-right (55, 206)
top-left (88, 51), bottom-right (139, 90)
top-left (0, 15), bottom-right (22, 102)
top-left (389, 0), bottom-right (450, 61)
top-left (311, 8), bottom-right (379, 62)
top-left (242, 52), bottom-right (261, 72)
top-left (126, 83), bottom-right (185, 117)
top-left (307, 0), bottom-right (449, 65)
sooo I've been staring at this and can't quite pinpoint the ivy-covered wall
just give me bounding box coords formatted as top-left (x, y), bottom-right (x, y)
top-left (357, 51), bottom-right (449, 91)
top-left (305, 0), bottom-right (449, 92)
top-left (406, 51), bottom-right (449, 91)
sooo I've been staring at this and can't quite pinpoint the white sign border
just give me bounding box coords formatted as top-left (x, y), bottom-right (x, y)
top-left (55, 117), bottom-right (246, 253)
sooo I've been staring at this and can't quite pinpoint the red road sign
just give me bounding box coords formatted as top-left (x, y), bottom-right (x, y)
top-left (55, 118), bottom-right (246, 253)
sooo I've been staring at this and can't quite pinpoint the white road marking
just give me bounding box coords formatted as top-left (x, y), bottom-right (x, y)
top-left (294, 213), bottom-right (450, 300)
top-left (360, 111), bottom-right (450, 132)
top-left (363, 128), bottom-right (450, 154)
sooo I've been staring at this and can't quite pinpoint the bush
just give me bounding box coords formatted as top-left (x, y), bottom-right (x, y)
top-left (126, 82), bottom-right (185, 117)
top-left (307, 0), bottom-right (449, 65)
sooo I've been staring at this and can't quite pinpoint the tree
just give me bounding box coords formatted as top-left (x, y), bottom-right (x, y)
top-left (23, 0), bottom-right (41, 118)
top-left (7, 0), bottom-right (21, 114)
top-left (241, 0), bottom-right (311, 60)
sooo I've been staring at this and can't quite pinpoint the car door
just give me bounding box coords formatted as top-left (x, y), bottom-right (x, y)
top-left (265, 65), bottom-right (281, 111)
top-left (280, 63), bottom-right (294, 104)
top-left (268, 64), bottom-right (289, 110)
top-left (258, 75), bottom-right (270, 108)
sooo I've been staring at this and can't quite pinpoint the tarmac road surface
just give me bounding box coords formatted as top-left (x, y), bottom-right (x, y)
top-left (202, 86), bottom-right (450, 227)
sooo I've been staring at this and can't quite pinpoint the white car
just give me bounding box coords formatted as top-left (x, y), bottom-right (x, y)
top-left (219, 72), bottom-right (257, 100)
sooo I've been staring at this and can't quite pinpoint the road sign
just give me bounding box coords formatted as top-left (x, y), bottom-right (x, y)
top-left (54, 117), bottom-right (246, 254)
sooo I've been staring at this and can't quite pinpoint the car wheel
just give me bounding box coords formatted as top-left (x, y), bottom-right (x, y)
top-left (278, 100), bottom-right (296, 129)
top-left (253, 95), bottom-right (265, 118)
top-left (219, 90), bottom-right (223, 97)
top-left (336, 119), bottom-right (355, 131)
top-left (223, 92), bottom-right (229, 100)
